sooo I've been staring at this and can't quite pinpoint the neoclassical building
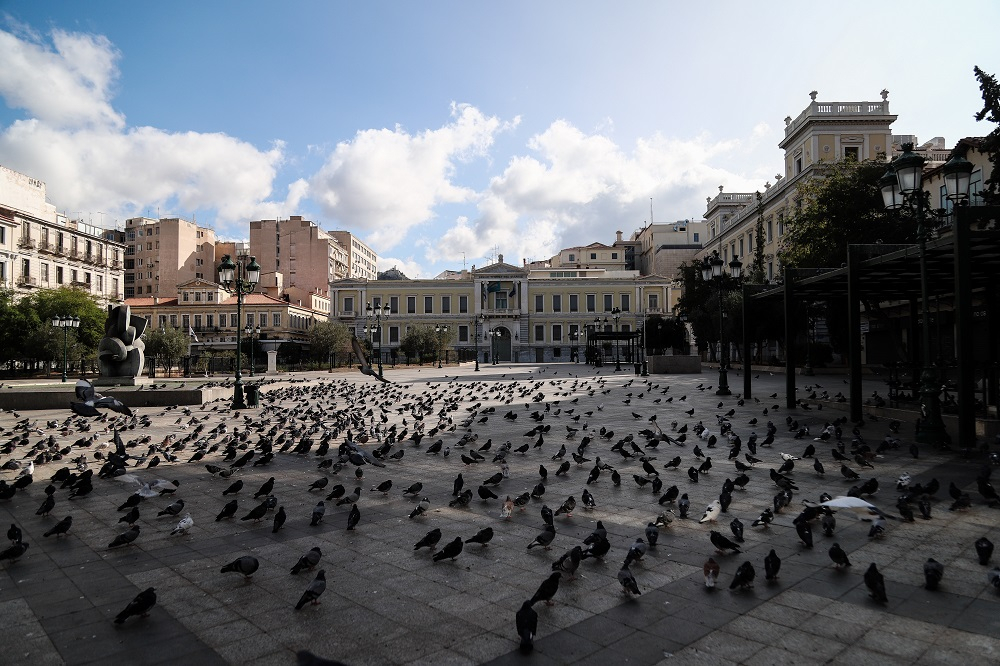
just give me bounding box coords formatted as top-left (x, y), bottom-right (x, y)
top-left (331, 254), bottom-right (681, 364)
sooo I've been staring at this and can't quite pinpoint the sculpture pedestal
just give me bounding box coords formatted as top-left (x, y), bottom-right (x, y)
top-left (266, 350), bottom-right (278, 375)
top-left (92, 376), bottom-right (151, 387)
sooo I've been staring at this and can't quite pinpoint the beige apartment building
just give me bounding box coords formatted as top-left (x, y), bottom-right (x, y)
top-left (0, 165), bottom-right (125, 303)
top-left (331, 252), bottom-right (681, 364)
top-left (329, 230), bottom-right (378, 281)
top-left (249, 216), bottom-right (349, 299)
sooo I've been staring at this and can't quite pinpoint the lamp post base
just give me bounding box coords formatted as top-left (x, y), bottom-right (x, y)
top-left (716, 367), bottom-right (731, 396)
top-left (232, 382), bottom-right (247, 411)
top-left (641, 361), bottom-right (649, 377)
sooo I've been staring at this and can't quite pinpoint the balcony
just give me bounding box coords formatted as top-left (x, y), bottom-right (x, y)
top-left (16, 275), bottom-right (37, 287)
top-left (53, 245), bottom-right (67, 257)
top-left (338, 310), bottom-right (356, 318)
top-left (111, 260), bottom-right (123, 270)
top-left (70, 249), bottom-right (84, 261)
top-left (37, 241), bottom-right (55, 254)
top-left (17, 237), bottom-right (34, 249)
top-left (481, 308), bottom-right (520, 318)
top-left (72, 280), bottom-right (91, 290)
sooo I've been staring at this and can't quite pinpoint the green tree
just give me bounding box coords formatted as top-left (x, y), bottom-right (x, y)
top-left (144, 327), bottom-right (191, 374)
top-left (15, 287), bottom-right (106, 372)
top-left (309, 321), bottom-right (352, 365)
top-left (399, 325), bottom-right (440, 363)
top-left (974, 65), bottom-right (1000, 204)
top-left (0, 289), bottom-right (38, 370)
top-left (778, 156), bottom-right (912, 270)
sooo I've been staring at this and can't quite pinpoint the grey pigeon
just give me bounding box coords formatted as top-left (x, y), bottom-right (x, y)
top-left (43, 515), bottom-right (73, 538)
top-left (108, 525), bottom-right (140, 548)
top-left (618, 564), bottom-right (641, 596)
top-left (432, 537), bottom-right (464, 562)
top-left (527, 524), bottom-right (556, 550)
top-left (414, 528), bottom-right (442, 550)
top-left (221, 556), bottom-right (260, 579)
top-left (310, 501), bottom-right (326, 526)
top-left (114, 587), bottom-right (156, 623)
top-left (516, 600), bottom-right (537, 653)
top-left (924, 558), bottom-right (944, 590)
top-left (291, 547), bottom-right (322, 574)
top-left (295, 570), bottom-right (327, 609)
top-left (530, 571), bottom-right (561, 606)
top-left (157, 499), bottom-right (185, 517)
top-left (864, 562), bottom-right (887, 603)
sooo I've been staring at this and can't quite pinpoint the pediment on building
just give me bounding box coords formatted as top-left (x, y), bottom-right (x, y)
top-left (473, 262), bottom-right (527, 277)
top-left (177, 278), bottom-right (221, 289)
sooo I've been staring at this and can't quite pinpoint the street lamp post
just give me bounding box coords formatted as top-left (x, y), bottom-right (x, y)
top-left (365, 302), bottom-right (391, 377)
top-left (639, 322), bottom-right (649, 377)
top-left (880, 143), bottom-right (973, 447)
top-left (244, 324), bottom-right (261, 377)
top-left (218, 254), bottom-right (261, 410)
top-left (611, 306), bottom-right (622, 371)
top-left (51, 315), bottom-right (80, 382)
top-left (701, 250), bottom-right (742, 396)
top-left (474, 314), bottom-right (484, 371)
top-left (435, 324), bottom-right (449, 368)
top-left (489, 329), bottom-right (501, 365)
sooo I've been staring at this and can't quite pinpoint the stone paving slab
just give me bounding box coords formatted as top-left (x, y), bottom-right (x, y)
top-left (1, 363), bottom-right (999, 665)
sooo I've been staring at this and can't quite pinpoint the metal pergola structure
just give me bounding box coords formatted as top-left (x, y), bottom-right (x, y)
top-left (743, 206), bottom-right (1000, 448)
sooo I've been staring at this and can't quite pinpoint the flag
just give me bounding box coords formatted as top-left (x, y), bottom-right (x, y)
top-left (487, 281), bottom-right (502, 293)
top-left (188, 326), bottom-right (198, 343)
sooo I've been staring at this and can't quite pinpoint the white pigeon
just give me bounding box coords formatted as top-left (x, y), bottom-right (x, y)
top-left (699, 499), bottom-right (722, 524)
top-left (500, 497), bottom-right (513, 520)
top-left (780, 452), bottom-right (800, 462)
top-left (170, 514), bottom-right (194, 536)
top-left (17, 461), bottom-right (34, 478)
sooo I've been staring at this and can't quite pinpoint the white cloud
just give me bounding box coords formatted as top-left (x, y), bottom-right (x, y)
top-left (309, 103), bottom-right (518, 252)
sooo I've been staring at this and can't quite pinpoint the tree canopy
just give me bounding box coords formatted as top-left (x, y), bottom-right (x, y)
top-left (309, 321), bottom-right (352, 362)
top-left (974, 65), bottom-right (1000, 204)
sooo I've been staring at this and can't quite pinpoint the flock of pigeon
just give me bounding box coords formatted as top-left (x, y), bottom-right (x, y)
top-left (2, 370), bottom-right (1000, 663)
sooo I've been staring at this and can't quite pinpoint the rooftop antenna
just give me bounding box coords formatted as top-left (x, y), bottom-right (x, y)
top-left (650, 197), bottom-right (654, 226)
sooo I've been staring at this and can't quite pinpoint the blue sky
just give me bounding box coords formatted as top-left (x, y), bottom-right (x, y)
top-left (0, 1), bottom-right (997, 278)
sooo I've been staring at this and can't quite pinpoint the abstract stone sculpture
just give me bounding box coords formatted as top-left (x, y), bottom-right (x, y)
top-left (98, 304), bottom-right (147, 378)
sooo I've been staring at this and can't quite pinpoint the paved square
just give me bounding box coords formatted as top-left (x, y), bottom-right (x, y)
top-left (1, 363), bottom-right (999, 665)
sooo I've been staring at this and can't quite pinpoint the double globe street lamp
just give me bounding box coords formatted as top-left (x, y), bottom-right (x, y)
top-left (473, 314), bottom-right (485, 371)
top-left (880, 143), bottom-right (973, 447)
top-left (701, 250), bottom-right (742, 396)
top-left (51, 315), bottom-right (80, 383)
top-left (244, 324), bottom-right (261, 377)
top-left (365, 302), bottom-right (391, 377)
top-left (218, 254), bottom-right (261, 410)
top-left (435, 324), bottom-right (449, 368)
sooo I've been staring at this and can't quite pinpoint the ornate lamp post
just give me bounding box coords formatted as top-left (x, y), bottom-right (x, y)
top-left (474, 314), bottom-right (484, 371)
top-left (244, 324), bottom-right (261, 377)
top-left (365, 301), bottom-right (390, 376)
top-left (435, 324), bottom-right (449, 368)
top-left (701, 250), bottom-right (742, 396)
top-left (569, 330), bottom-right (579, 362)
top-left (611, 306), bottom-right (622, 371)
top-left (880, 144), bottom-right (973, 446)
top-left (489, 329), bottom-right (501, 365)
top-left (51, 315), bottom-right (80, 382)
top-left (218, 254), bottom-right (261, 410)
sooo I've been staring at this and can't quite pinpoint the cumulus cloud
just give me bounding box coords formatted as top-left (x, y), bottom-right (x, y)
top-left (309, 103), bottom-right (519, 251)
top-left (0, 26), bottom-right (284, 232)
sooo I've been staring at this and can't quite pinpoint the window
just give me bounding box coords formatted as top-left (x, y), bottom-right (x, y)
top-left (182, 315), bottom-right (190, 330)
top-left (389, 326), bottom-right (399, 343)
top-left (552, 324), bottom-right (562, 342)
top-left (553, 347), bottom-right (562, 358)
top-left (371, 297), bottom-right (382, 308)
top-left (766, 219), bottom-right (773, 243)
top-left (568, 253), bottom-right (575, 262)
top-left (170, 315), bottom-right (178, 328)
top-left (56, 266), bottom-right (63, 284)
top-left (458, 325), bottom-right (469, 342)
top-left (648, 294), bottom-right (659, 310)
top-left (767, 261), bottom-right (774, 282)
top-left (71, 269), bottom-right (78, 283)
top-left (112, 278), bottom-right (119, 296)
top-left (194, 315), bottom-right (202, 330)
top-left (590, 253), bottom-right (597, 260)
top-left (459, 295), bottom-right (468, 314)
top-left (612, 252), bottom-right (618, 259)
top-left (495, 293), bottom-right (507, 309)
top-left (230, 313), bottom-right (238, 327)
top-left (738, 238), bottom-right (744, 257)
top-left (693, 232), bottom-right (700, 242)
top-left (552, 295), bottom-right (562, 312)
top-left (586, 294), bottom-right (596, 312)
top-left (844, 146), bottom-right (859, 161)
top-left (569, 294), bottom-right (578, 312)
top-left (795, 157), bottom-right (802, 174)
top-left (424, 296), bottom-right (433, 314)
top-left (603, 294), bottom-right (613, 311)
top-left (247, 313), bottom-right (254, 327)
top-left (206, 314), bottom-right (214, 328)
top-left (96, 275), bottom-right (102, 292)
top-left (124, 287), bottom-right (135, 298)
top-left (534, 325), bottom-right (545, 342)
top-left (535, 294), bottom-right (544, 313)
top-left (41, 263), bottom-right (49, 283)
top-left (344, 296), bottom-right (354, 313)
top-left (147, 242), bottom-right (153, 251)
top-left (407, 296), bottom-right (416, 314)
top-left (207, 292), bottom-right (214, 302)
top-left (777, 214), bottom-right (785, 237)
top-left (621, 294), bottom-right (630, 312)
top-left (390, 296), bottom-right (399, 314)
top-left (272, 313), bottom-right (281, 327)
top-left (183, 292), bottom-right (189, 302)
top-left (0, 227), bottom-right (4, 245)
top-left (441, 296), bottom-right (451, 314)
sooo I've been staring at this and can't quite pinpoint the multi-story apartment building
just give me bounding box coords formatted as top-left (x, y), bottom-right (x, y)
top-left (331, 252), bottom-right (681, 364)
top-left (248, 216), bottom-right (349, 298)
top-left (109, 216), bottom-right (217, 299)
top-left (0, 165), bottom-right (125, 302)
top-left (329, 230), bottom-right (378, 281)
top-left (625, 222), bottom-right (706, 279)
top-left (699, 90), bottom-right (899, 278)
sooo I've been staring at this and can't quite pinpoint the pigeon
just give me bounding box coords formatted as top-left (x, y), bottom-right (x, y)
top-left (222, 479), bottom-right (244, 495)
top-left (729, 517), bottom-right (744, 543)
top-left (625, 538), bottom-right (647, 565)
top-left (687, 467), bottom-right (700, 483)
top-left (453, 473), bottom-right (464, 496)
top-left (704, 557), bottom-right (720, 588)
top-left (678, 493), bottom-right (690, 519)
top-left (555, 496), bottom-right (576, 517)
top-left (645, 522), bottom-right (659, 547)
top-left (540, 505), bottom-right (554, 527)
top-left (796, 521), bottom-right (813, 548)
top-left (477, 485), bottom-right (499, 501)
top-left (7, 524), bottom-right (22, 545)
top-left (414, 528), bottom-right (442, 551)
top-left (552, 546), bottom-right (583, 579)
top-left (36, 494), bottom-right (55, 517)
top-left (220, 555), bottom-right (260, 579)
top-left (432, 537), bottom-right (464, 562)
top-left (516, 600), bottom-right (538, 653)
top-left (864, 563), bottom-right (887, 603)
top-left (821, 512), bottom-right (836, 536)
top-left (0, 541), bottom-right (28, 563)
top-left (310, 501), bottom-right (326, 526)
top-left (295, 570), bottom-right (327, 609)
top-left (71, 379), bottom-right (134, 417)
top-left (309, 478), bottom-right (330, 492)
top-left (975, 537), bottom-right (994, 565)
top-left (764, 549), bottom-right (781, 581)
top-left (710, 530), bottom-right (741, 554)
top-left (402, 482), bottom-right (423, 497)
top-left (346, 504), bottom-right (360, 530)
top-left (254, 477), bottom-right (276, 499)
top-left (409, 497), bottom-right (430, 519)
top-left (272, 506), bottom-right (287, 533)
top-left (291, 547), bottom-right (322, 574)
top-left (923, 558), bottom-right (944, 590)
top-left (730, 561), bottom-right (756, 590)
top-left (108, 525), bottom-right (140, 548)
top-left (581, 489), bottom-right (596, 510)
top-left (752, 508), bottom-right (774, 528)
top-left (527, 524), bottom-right (556, 550)
top-left (699, 500), bottom-right (721, 524)
top-left (240, 502), bottom-right (269, 522)
top-left (618, 564), bottom-right (641, 596)
top-left (157, 499), bottom-right (185, 517)
top-left (449, 488), bottom-right (473, 508)
top-left (114, 587), bottom-right (156, 623)
top-left (530, 572), bottom-right (561, 606)
top-left (216, 500), bottom-right (238, 522)
top-left (465, 527), bottom-right (494, 547)
top-left (170, 514), bottom-right (194, 535)
top-left (500, 496), bottom-right (514, 520)
top-left (43, 516), bottom-right (73, 538)
top-left (829, 543), bottom-right (851, 568)
top-left (335, 487), bottom-right (361, 506)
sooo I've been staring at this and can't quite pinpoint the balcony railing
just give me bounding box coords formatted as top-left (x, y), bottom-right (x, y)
top-left (338, 310), bottom-right (355, 318)
top-left (111, 260), bottom-right (123, 270)
top-left (481, 308), bottom-right (520, 317)
top-left (37, 241), bottom-right (55, 253)
top-left (17, 237), bottom-right (34, 249)
top-left (16, 275), bottom-right (37, 287)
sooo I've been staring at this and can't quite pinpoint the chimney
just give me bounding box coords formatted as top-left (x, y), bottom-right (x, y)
top-left (616, 230), bottom-right (623, 242)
